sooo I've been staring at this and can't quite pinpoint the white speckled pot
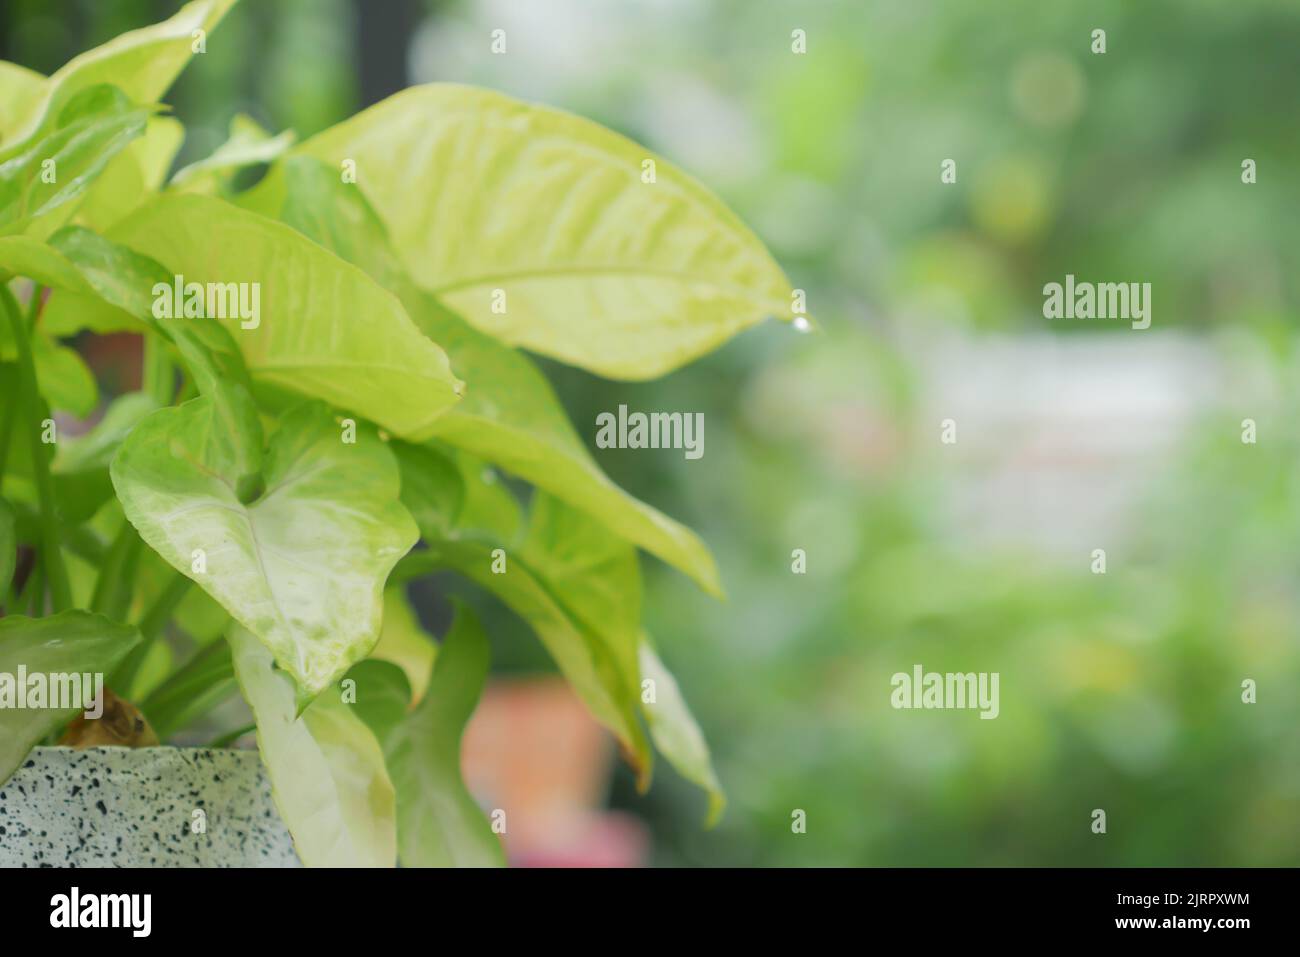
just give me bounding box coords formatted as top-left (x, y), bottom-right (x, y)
top-left (0, 747), bottom-right (299, 868)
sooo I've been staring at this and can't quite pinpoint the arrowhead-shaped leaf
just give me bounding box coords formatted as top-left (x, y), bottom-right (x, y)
top-left (111, 397), bottom-right (418, 701)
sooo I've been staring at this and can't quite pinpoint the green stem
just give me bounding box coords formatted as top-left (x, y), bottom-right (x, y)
top-left (24, 284), bottom-right (43, 331)
top-left (390, 549), bottom-right (439, 585)
top-left (0, 286), bottom-right (70, 613)
top-left (90, 520), bottom-right (141, 620)
top-left (0, 286), bottom-right (43, 482)
top-left (113, 572), bottom-right (192, 695)
top-left (16, 561), bottom-right (42, 615)
top-left (0, 391), bottom-right (14, 481)
top-left (142, 333), bottom-right (175, 406)
top-left (143, 637), bottom-right (228, 708)
top-left (10, 501), bottom-right (107, 565)
top-left (207, 723), bottom-right (255, 748)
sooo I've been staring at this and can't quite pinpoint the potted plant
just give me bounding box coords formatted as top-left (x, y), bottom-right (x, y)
top-left (0, 0), bottom-right (796, 867)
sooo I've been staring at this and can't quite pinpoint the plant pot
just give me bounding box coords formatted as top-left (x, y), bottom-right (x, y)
top-left (0, 746), bottom-right (298, 868)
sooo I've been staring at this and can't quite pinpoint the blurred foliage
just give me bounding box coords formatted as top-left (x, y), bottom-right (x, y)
top-left (6, 0), bottom-right (1298, 865)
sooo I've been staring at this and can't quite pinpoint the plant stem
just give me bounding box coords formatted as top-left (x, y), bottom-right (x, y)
top-left (207, 723), bottom-right (255, 748)
top-left (0, 286), bottom-right (70, 613)
top-left (15, 561), bottom-right (42, 615)
top-left (0, 386), bottom-right (14, 480)
top-left (90, 520), bottom-right (141, 620)
top-left (0, 286), bottom-right (44, 482)
top-left (24, 284), bottom-right (43, 331)
top-left (142, 333), bottom-right (174, 406)
top-left (390, 549), bottom-right (439, 585)
top-left (9, 501), bottom-right (107, 565)
top-left (143, 637), bottom-right (229, 709)
top-left (113, 571), bottom-right (192, 695)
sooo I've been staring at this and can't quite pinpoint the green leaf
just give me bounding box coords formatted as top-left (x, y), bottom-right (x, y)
top-left (295, 84), bottom-right (795, 380)
top-left (75, 116), bottom-right (185, 232)
top-left (11, 228), bottom-right (261, 457)
top-left (37, 333), bottom-right (98, 416)
top-left (639, 640), bottom-right (725, 826)
top-left (228, 624), bottom-right (397, 867)
top-left (455, 454), bottom-right (523, 541)
top-left (0, 84), bottom-right (151, 238)
top-left (111, 397), bottom-right (418, 701)
top-left (50, 392), bottom-right (159, 523)
top-left (393, 442), bottom-right (519, 545)
top-left (0, 234), bottom-right (95, 291)
top-left (105, 192), bottom-right (463, 439)
top-left (171, 113), bottom-right (296, 192)
top-left (418, 297), bottom-right (722, 595)
top-left (0, 611), bottom-right (141, 785)
top-left (54, 392), bottom-right (159, 474)
top-left (275, 156), bottom-right (721, 595)
top-left (0, 229), bottom-right (145, 340)
top-left (0, 496), bottom-right (14, 595)
top-left (344, 658), bottom-right (411, 740)
top-left (37, 215), bottom-right (181, 337)
top-left (413, 488), bottom-right (652, 785)
top-left (0, 61), bottom-right (45, 148)
top-left (0, 326), bottom-right (99, 417)
top-left (425, 538), bottom-right (652, 776)
top-left (392, 441), bottom-right (464, 542)
top-left (41, 223), bottom-right (165, 335)
top-left (4, 0), bottom-right (237, 147)
top-left (372, 603), bottom-right (504, 867)
top-left (370, 586), bottom-right (436, 703)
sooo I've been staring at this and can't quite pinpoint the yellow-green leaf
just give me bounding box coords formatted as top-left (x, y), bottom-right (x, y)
top-left (111, 399), bottom-right (418, 701)
top-left (4, 0), bottom-right (237, 146)
top-left (107, 193), bottom-right (463, 439)
top-left (229, 624), bottom-right (396, 867)
top-left (296, 84), bottom-right (795, 380)
top-left (0, 61), bottom-right (45, 149)
top-left (639, 640), bottom-right (725, 826)
top-left (171, 113), bottom-right (296, 193)
top-left (0, 85), bottom-right (151, 238)
top-left (0, 611), bottom-right (141, 785)
top-left (371, 603), bottom-right (505, 867)
top-left (370, 586), bottom-right (435, 703)
top-left (76, 116), bottom-right (185, 231)
top-left (274, 155), bottom-right (721, 595)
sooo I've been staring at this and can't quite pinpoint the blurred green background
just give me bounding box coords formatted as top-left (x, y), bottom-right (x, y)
top-left (6, 0), bottom-right (1298, 866)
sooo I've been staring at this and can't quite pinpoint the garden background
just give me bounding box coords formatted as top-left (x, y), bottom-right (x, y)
top-left (4, 0), bottom-right (1297, 866)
